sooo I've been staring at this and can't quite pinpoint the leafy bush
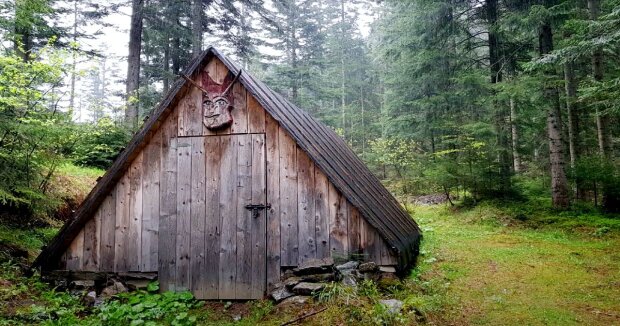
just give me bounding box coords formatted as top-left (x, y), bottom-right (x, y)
top-left (95, 282), bottom-right (201, 326)
top-left (70, 118), bottom-right (130, 170)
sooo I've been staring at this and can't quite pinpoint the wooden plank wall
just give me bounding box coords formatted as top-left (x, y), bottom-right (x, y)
top-left (59, 56), bottom-right (398, 296)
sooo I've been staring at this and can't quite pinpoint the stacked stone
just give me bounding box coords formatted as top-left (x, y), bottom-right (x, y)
top-left (269, 258), bottom-right (398, 304)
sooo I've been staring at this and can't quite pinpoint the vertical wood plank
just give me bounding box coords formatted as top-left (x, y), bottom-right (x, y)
top-left (265, 115), bottom-right (281, 288)
top-left (178, 85), bottom-right (202, 137)
top-left (314, 169), bottom-right (330, 259)
top-left (176, 138), bottom-right (192, 290)
top-left (66, 229), bottom-right (83, 270)
top-left (329, 183), bottom-right (348, 259)
top-left (114, 174), bottom-right (130, 271)
top-left (100, 192), bottom-right (116, 271)
top-left (128, 152), bottom-right (143, 271)
top-left (297, 149), bottom-right (316, 263)
top-left (204, 136), bottom-right (221, 298)
top-left (159, 113), bottom-right (178, 291)
top-left (190, 137), bottom-right (206, 298)
top-left (235, 135), bottom-right (252, 298)
top-left (82, 213), bottom-right (98, 271)
top-left (279, 128), bottom-right (298, 266)
top-left (142, 132), bottom-right (161, 271)
top-left (348, 205), bottom-right (361, 256)
top-left (230, 82), bottom-right (248, 134)
top-left (219, 135), bottom-right (238, 299)
top-left (362, 218), bottom-right (378, 263)
top-left (247, 93), bottom-right (265, 133)
top-left (251, 134), bottom-right (267, 299)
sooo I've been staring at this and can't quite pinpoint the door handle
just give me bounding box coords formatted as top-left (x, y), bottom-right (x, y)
top-left (245, 204), bottom-right (271, 218)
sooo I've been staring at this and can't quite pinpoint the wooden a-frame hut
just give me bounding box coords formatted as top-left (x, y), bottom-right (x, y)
top-left (33, 47), bottom-right (421, 300)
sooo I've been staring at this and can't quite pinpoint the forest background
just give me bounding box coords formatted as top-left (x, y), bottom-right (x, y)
top-left (1, 0), bottom-right (619, 228)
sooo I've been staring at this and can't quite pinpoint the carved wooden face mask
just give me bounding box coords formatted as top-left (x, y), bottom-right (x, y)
top-left (182, 69), bottom-right (242, 131)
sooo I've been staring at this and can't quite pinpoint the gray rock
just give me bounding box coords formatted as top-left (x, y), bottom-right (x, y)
top-left (71, 280), bottom-right (95, 289)
top-left (81, 291), bottom-right (97, 307)
top-left (341, 274), bottom-right (357, 287)
top-left (379, 299), bottom-right (404, 314)
top-left (336, 261), bottom-right (359, 272)
top-left (300, 272), bottom-right (336, 283)
top-left (281, 269), bottom-right (296, 280)
top-left (270, 286), bottom-right (295, 302)
top-left (101, 281), bottom-right (128, 298)
top-left (283, 277), bottom-right (302, 289)
top-left (279, 295), bottom-right (312, 305)
top-left (379, 266), bottom-right (396, 273)
top-left (292, 282), bottom-right (325, 295)
top-left (358, 262), bottom-right (378, 273)
top-left (125, 280), bottom-right (150, 291)
top-left (293, 257), bottom-right (334, 275)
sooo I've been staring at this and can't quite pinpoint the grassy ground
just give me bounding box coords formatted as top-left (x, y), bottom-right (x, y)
top-left (1, 194), bottom-right (619, 325)
top-left (413, 203), bottom-right (620, 325)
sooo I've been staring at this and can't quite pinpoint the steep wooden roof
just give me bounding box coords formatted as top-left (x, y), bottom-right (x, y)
top-left (33, 47), bottom-right (420, 271)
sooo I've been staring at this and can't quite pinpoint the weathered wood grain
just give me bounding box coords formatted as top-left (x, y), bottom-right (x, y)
top-left (82, 213), bottom-right (98, 271)
top-left (348, 205), bottom-right (361, 256)
top-left (99, 192), bottom-right (116, 271)
top-left (235, 134), bottom-right (252, 298)
top-left (279, 128), bottom-right (298, 266)
top-left (230, 81), bottom-right (248, 134)
top-left (141, 131), bottom-right (161, 272)
top-left (190, 137), bottom-right (206, 298)
top-left (114, 174), bottom-right (131, 271)
top-left (204, 136), bottom-right (221, 298)
top-left (158, 113), bottom-right (178, 291)
top-left (218, 135), bottom-right (238, 299)
top-left (128, 152), bottom-right (143, 271)
top-left (314, 168), bottom-right (330, 259)
top-left (247, 94), bottom-right (265, 133)
top-left (66, 229), bottom-right (83, 270)
top-left (328, 183), bottom-right (348, 258)
top-left (265, 115), bottom-right (281, 289)
top-left (250, 134), bottom-right (266, 298)
top-left (178, 85), bottom-right (202, 137)
top-left (176, 138), bottom-right (192, 290)
top-left (297, 149), bottom-right (315, 263)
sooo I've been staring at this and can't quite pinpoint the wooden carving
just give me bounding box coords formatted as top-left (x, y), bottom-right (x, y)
top-left (182, 69), bottom-right (242, 131)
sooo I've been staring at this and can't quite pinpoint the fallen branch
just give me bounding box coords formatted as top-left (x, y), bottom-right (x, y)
top-left (280, 307), bottom-right (327, 326)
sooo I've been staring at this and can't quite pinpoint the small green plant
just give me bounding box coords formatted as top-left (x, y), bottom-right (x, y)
top-left (357, 279), bottom-right (380, 299)
top-left (316, 282), bottom-right (355, 303)
top-left (94, 282), bottom-right (201, 326)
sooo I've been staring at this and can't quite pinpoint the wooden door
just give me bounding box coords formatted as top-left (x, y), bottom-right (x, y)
top-left (173, 134), bottom-right (267, 300)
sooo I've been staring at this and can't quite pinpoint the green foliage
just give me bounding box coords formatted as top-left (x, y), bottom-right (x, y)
top-left (95, 282), bottom-right (201, 326)
top-left (70, 118), bottom-right (130, 169)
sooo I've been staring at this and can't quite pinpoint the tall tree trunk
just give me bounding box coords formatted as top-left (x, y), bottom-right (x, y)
top-left (191, 0), bottom-right (202, 58)
top-left (14, 0), bottom-right (33, 62)
top-left (125, 0), bottom-right (144, 129)
top-left (487, 0), bottom-right (511, 193)
top-left (510, 97), bottom-right (521, 173)
top-left (588, 0), bottom-right (612, 158)
top-left (69, 0), bottom-right (78, 112)
top-left (564, 60), bottom-right (586, 199)
top-left (340, 0), bottom-right (347, 139)
top-left (163, 39), bottom-right (170, 93)
top-left (539, 21), bottom-right (570, 209)
top-left (589, 0), bottom-right (619, 211)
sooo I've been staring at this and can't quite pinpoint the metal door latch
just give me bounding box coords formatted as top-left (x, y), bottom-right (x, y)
top-left (245, 204), bottom-right (271, 218)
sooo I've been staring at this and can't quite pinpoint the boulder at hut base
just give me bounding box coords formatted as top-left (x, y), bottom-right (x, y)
top-left (101, 280), bottom-right (128, 298)
top-left (292, 282), bottom-right (325, 295)
top-left (358, 262), bottom-right (379, 273)
top-left (293, 257), bottom-right (334, 275)
top-left (270, 285), bottom-right (295, 302)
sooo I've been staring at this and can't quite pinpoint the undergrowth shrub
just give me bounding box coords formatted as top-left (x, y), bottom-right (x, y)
top-left (95, 282), bottom-right (201, 326)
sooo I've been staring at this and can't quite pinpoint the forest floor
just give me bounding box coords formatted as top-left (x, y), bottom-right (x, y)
top-left (1, 188), bottom-right (619, 324)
